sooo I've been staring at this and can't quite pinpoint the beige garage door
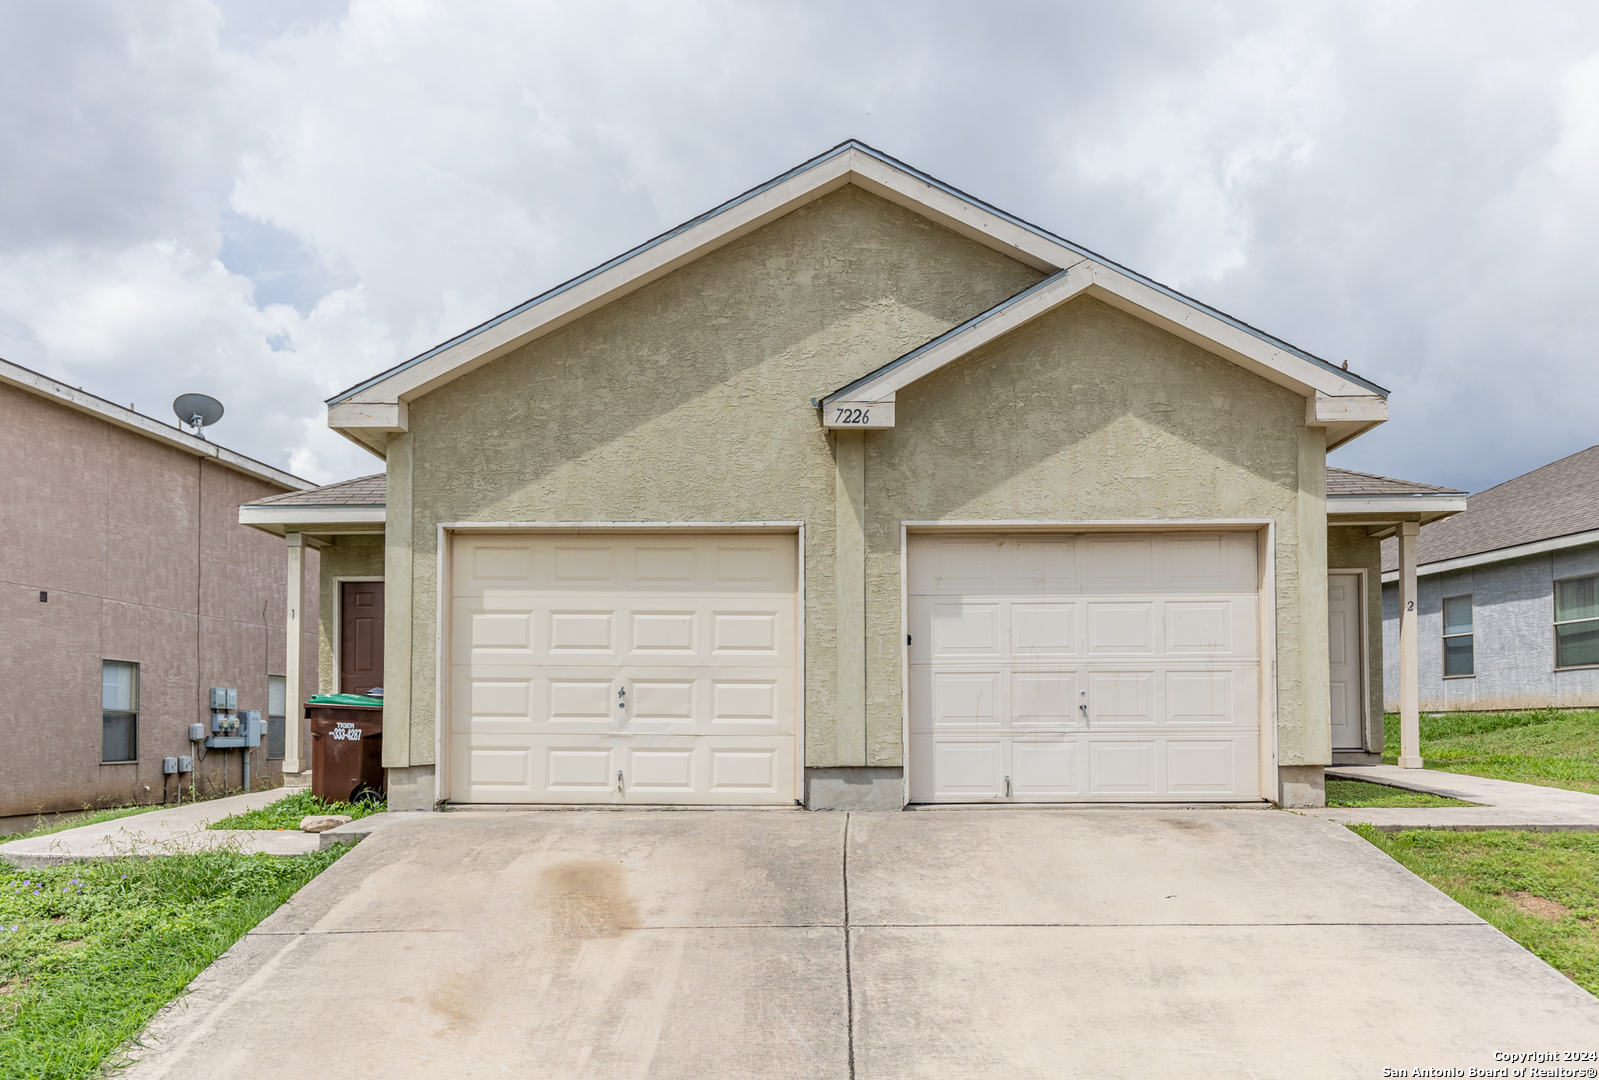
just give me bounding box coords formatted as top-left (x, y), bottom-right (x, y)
top-left (448, 532), bottom-right (799, 805)
top-left (908, 531), bottom-right (1262, 803)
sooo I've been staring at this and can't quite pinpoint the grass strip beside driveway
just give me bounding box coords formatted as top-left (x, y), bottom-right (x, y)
top-left (1325, 779), bottom-right (1476, 807)
top-left (208, 789), bottom-right (384, 830)
top-left (1354, 826), bottom-right (1599, 997)
top-left (1383, 708), bottom-right (1599, 795)
top-left (0, 848), bottom-right (344, 1080)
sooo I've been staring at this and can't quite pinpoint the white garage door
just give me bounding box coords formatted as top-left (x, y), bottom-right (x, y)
top-left (908, 532), bottom-right (1262, 803)
top-left (449, 532), bottom-right (799, 805)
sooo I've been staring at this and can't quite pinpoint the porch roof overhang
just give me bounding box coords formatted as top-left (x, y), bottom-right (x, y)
top-left (1327, 493), bottom-right (1468, 535)
top-left (237, 503), bottom-right (386, 543)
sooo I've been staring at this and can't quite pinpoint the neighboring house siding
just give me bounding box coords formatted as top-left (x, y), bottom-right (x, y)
top-left (386, 185), bottom-right (1327, 774)
top-left (0, 383), bottom-right (317, 818)
top-left (1382, 540), bottom-right (1599, 711)
top-left (1328, 526), bottom-right (1384, 746)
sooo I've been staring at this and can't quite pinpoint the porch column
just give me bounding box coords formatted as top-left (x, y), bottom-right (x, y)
top-left (1397, 521), bottom-right (1422, 769)
top-left (283, 532), bottom-right (309, 782)
top-left (834, 430), bottom-right (867, 767)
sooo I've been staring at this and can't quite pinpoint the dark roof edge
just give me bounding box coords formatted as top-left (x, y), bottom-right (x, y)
top-left (329, 140), bottom-right (1388, 406)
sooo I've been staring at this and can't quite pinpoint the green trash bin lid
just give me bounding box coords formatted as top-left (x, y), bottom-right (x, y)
top-left (306, 693), bottom-right (384, 707)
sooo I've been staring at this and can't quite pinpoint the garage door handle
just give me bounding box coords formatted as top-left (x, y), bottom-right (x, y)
top-left (617, 770), bottom-right (624, 793)
top-left (1004, 775), bottom-right (1011, 797)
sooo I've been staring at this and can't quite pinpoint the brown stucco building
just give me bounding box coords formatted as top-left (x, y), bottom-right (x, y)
top-left (0, 359), bottom-right (317, 822)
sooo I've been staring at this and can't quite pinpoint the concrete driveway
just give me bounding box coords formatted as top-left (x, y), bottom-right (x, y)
top-left (120, 809), bottom-right (1599, 1079)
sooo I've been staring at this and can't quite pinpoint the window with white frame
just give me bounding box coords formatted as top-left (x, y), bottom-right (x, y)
top-left (1555, 575), bottom-right (1599, 669)
top-left (267, 675), bottom-right (286, 760)
top-left (1442, 595), bottom-right (1474, 677)
top-left (101, 661), bottom-right (139, 763)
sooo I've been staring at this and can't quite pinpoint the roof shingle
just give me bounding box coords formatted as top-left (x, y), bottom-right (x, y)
top-left (250, 473), bottom-right (385, 507)
top-left (1381, 444), bottom-right (1599, 572)
top-left (1327, 467), bottom-right (1464, 497)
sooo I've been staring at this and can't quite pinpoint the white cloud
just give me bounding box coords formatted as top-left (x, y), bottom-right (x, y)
top-left (0, 0), bottom-right (1596, 492)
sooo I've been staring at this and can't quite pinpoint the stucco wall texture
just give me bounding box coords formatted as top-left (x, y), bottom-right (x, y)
top-left (1383, 541), bottom-right (1599, 712)
top-left (1329, 526), bottom-right (1385, 748)
top-left (0, 384), bottom-right (316, 819)
top-left (385, 185), bottom-right (1331, 781)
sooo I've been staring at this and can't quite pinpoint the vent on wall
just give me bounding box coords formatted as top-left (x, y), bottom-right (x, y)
top-left (39, 591), bottom-right (47, 602)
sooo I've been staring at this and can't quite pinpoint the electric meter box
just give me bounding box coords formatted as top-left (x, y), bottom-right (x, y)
top-left (189, 723), bottom-right (206, 742)
top-left (162, 756), bottom-right (179, 775)
top-left (209, 687), bottom-right (237, 710)
top-left (178, 756), bottom-right (193, 773)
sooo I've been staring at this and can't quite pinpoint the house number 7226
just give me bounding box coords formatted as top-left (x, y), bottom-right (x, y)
top-left (835, 408), bottom-right (870, 424)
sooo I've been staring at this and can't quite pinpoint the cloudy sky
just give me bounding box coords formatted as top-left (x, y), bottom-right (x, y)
top-left (2, 1), bottom-right (1596, 492)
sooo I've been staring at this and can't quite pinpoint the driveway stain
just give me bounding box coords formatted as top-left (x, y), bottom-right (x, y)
top-left (540, 859), bottom-right (638, 938)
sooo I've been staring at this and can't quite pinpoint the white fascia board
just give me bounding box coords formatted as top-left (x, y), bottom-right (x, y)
top-left (1327, 495), bottom-right (1468, 518)
top-left (1, 358), bottom-right (311, 491)
top-left (238, 505), bottom-right (387, 529)
top-left (1310, 393), bottom-right (1388, 452)
top-left (1080, 264), bottom-right (1378, 399)
top-left (1379, 527), bottom-right (1599, 584)
top-left (825, 262), bottom-right (1382, 414)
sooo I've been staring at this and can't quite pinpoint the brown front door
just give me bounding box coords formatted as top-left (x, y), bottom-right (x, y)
top-left (339, 581), bottom-right (385, 695)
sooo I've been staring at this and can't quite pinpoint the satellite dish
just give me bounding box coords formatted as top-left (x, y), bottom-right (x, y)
top-left (173, 394), bottom-right (224, 439)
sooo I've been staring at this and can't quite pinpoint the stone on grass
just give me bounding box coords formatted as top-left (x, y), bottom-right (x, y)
top-left (300, 815), bottom-right (354, 833)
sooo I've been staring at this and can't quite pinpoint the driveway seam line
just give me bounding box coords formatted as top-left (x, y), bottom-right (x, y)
top-left (843, 812), bottom-right (856, 1080)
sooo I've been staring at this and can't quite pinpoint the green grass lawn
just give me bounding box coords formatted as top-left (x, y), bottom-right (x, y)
top-left (1354, 826), bottom-right (1599, 997)
top-left (208, 788), bottom-right (385, 831)
top-left (1383, 708), bottom-right (1599, 794)
top-left (1325, 778), bottom-right (1476, 807)
top-left (0, 848), bottom-right (345, 1080)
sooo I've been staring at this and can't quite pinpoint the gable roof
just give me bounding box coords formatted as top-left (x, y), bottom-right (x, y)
top-left (326, 140), bottom-right (1387, 457)
top-left (1381, 444), bottom-right (1599, 575)
top-left (1, 356), bottom-right (311, 491)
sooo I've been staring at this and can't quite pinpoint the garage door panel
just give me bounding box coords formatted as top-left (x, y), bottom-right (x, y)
top-left (1087, 603), bottom-right (1154, 654)
top-left (909, 531), bottom-right (1262, 804)
top-left (1012, 738), bottom-right (1081, 795)
top-left (451, 599), bottom-right (538, 665)
top-left (1011, 603), bottom-right (1077, 653)
top-left (932, 671), bottom-right (1002, 726)
top-left (1087, 740), bottom-right (1159, 794)
top-left (1011, 670), bottom-right (1078, 727)
top-left (450, 533), bottom-right (798, 805)
top-left (1167, 739), bottom-right (1248, 795)
top-left (931, 739), bottom-right (1004, 798)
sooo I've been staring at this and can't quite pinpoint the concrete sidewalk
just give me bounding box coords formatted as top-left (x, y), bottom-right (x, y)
top-left (113, 809), bottom-right (1599, 1079)
top-left (0, 790), bottom-right (319, 867)
top-left (1313, 763), bottom-right (1599, 831)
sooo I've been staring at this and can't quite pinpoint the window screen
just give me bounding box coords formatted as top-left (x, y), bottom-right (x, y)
top-left (1442, 595), bottom-right (1474, 677)
top-left (1555, 576), bottom-right (1599, 669)
top-left (101, 661), bottom-right (139, 763)
top-left (267, 675), bottom-right (286, 760)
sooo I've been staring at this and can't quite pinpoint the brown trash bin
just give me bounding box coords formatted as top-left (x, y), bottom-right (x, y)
top-left (307, 704), bottom-right (384, 803)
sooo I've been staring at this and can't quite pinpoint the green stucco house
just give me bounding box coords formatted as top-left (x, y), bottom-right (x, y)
top-left (241, 142), bottom-right (1465, 811)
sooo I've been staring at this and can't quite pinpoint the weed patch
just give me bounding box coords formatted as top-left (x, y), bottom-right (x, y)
top-left (208, 789), bottom-right (383, 831)
top-left (0, 849), bottom-right (342, 1080)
